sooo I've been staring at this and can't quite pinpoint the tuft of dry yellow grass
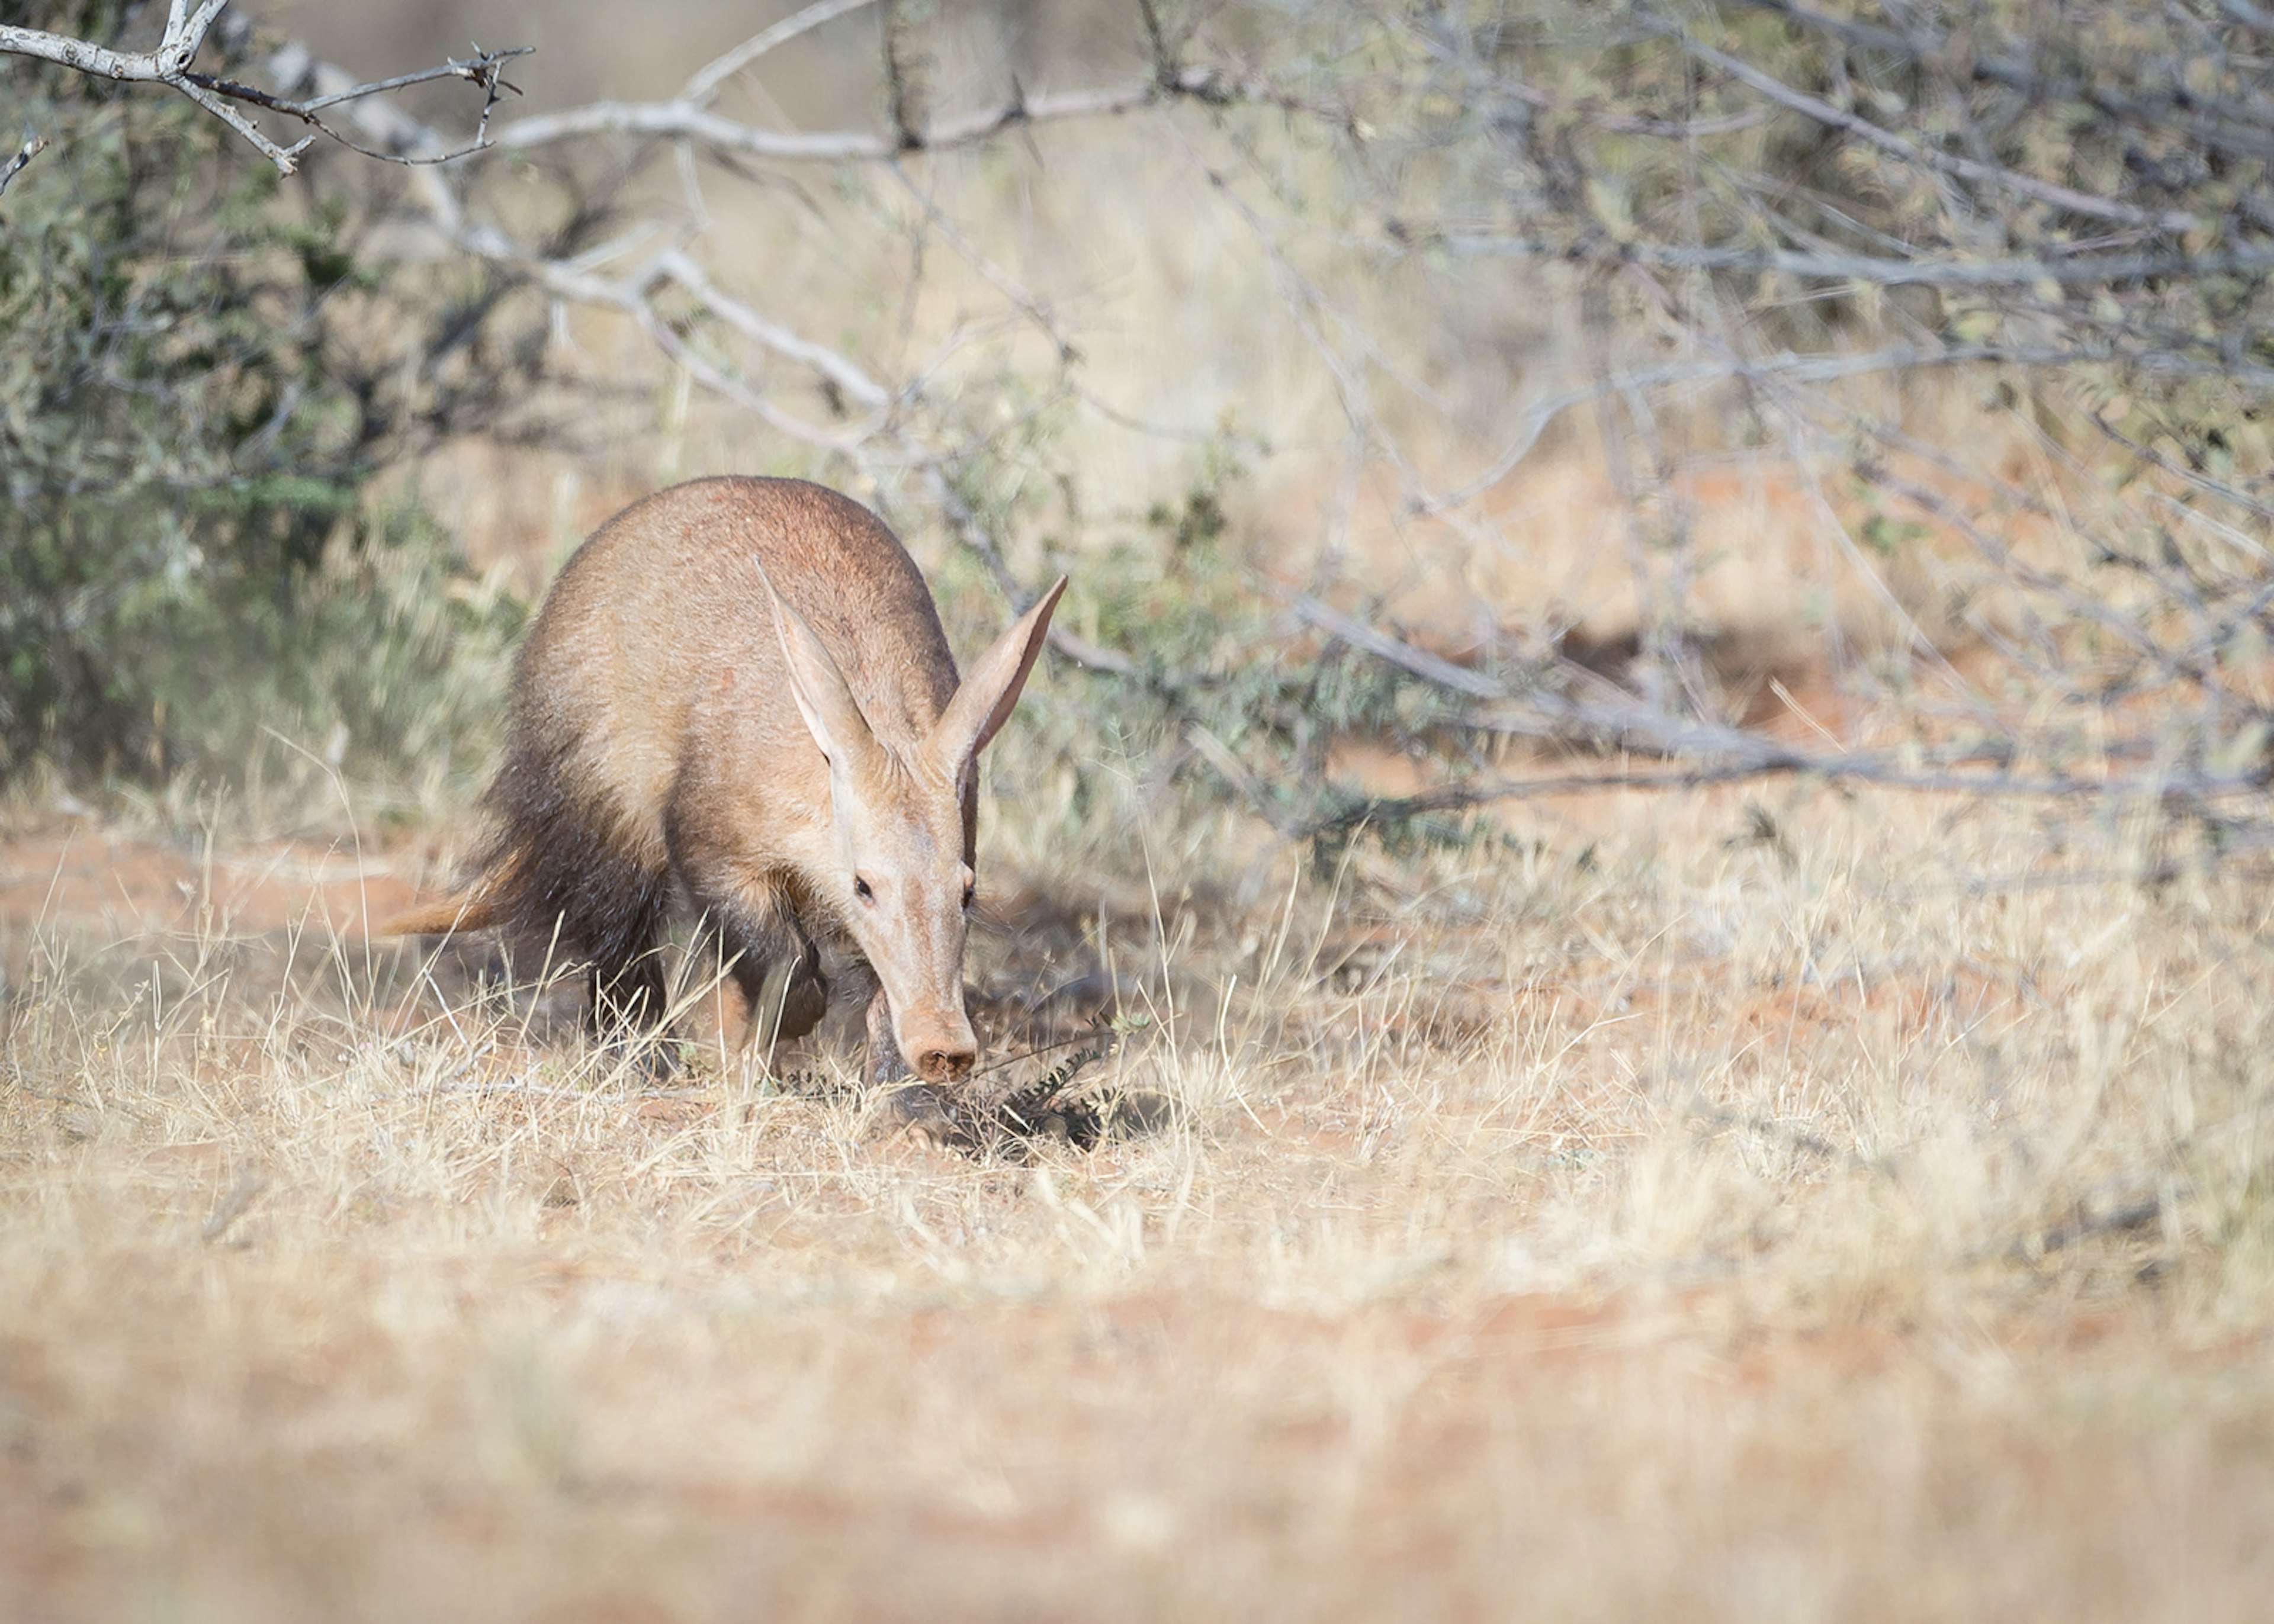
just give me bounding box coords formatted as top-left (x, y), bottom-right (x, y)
top-left (4, 771), bottom-right (2271, 1621)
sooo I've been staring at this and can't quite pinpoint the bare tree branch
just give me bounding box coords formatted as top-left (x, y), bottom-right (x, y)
top-left (1269, 758), bottom-right (2265, 846)
top-left (1726, 0), bottom-right (1920, 56)
top-left (1287, 592), bottom-right (1814, 768)
top-left (1670, 30), bottom-right (2202, 232)
top-left (0, 131), bottom-right (47, 198)
top-left (1136, 0), bottom-right (1177, 85)
top-left (1430, 230), bottom-right (2274, 291)
top-left (1404, 345), bottom-right (2079, 519)
top-left (489, 65), bottom-right (1254, 163)
top-left (0, 5), bottom-right (529, 174)
top-left (443, 226), bottom-right (892, 452)
top-left (181, 44), bottom-right (531, 166)
top-left (680, 0), bottom-right (881, 107)
top-left (881, 0), bottom-right (929, 152)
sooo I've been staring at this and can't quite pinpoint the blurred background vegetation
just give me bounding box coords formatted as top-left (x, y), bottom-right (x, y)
top-left (4, 0), bottom-right (2271, 853)
top-left (0, 2), bottom-right (544, 812)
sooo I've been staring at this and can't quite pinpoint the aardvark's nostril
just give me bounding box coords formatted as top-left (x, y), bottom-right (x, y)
top-left (915, 1043), bottom-right (977, 1083)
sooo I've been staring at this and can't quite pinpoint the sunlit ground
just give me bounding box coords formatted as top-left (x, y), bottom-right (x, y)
top-left (5, 767), bottom-right (2270, 1620)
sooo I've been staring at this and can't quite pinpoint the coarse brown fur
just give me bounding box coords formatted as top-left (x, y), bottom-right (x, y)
top-left (385, 475), bottom-right (1064, 1096)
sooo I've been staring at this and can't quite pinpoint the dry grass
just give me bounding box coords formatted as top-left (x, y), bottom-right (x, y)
top-left (5, 768), bottom-right (2272, 1621)
top-left (9, 8), bottom-right (2273, 1616)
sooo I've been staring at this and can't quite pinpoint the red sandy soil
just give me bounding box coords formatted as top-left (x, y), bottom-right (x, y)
top-left (4, 821), bottom-right (2270, 1622)
top-left (0, 828), bottom-right (425, 945)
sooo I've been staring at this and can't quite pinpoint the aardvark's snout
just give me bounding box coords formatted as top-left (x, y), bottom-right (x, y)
top-left (903, 1014), bottom-right (978, 1085)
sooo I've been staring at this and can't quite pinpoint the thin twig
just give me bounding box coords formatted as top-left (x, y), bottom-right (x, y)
top-left (682, 0), bottom-right (880, 105)
top-left (1268, 758), bottom-right (2264, 844)
top-left (0, 131), bottom-right (46, 197)
top-left (182, 44), bottom-right (531, 166)
top-left (0, 9), bottom-right (531, 174)
top-left (1668, 29), bottom-right (2200, 231)
top-left (1433, 230), bottom-right (2274, 291)
top-left (1402, 346), bottom-right (2076, 517)
top-left (490, 66), bottom-right (1241, 162)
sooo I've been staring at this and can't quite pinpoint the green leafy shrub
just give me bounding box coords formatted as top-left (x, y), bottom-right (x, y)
top-left (933, 423), bottom-right (1488, 863)
top-left (0, 6), bottom-right (525, 798)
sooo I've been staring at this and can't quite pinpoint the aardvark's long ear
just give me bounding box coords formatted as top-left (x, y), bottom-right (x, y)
top-left (929, 576), bottom-right (1067, 773)
top-left (756, 560), bottom-right (876, 773)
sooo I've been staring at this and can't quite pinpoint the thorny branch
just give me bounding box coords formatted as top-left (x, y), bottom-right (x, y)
top-left (0, 3), bottom-right (528, 175)
top-left (180, 43), bottom-right (531, 167)
top-left (0, 131), bottom-right (46, 197)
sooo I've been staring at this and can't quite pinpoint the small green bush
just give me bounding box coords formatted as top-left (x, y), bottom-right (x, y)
top-left (0, 4), bottom-right (522, 799)
top-left (933, 422), bottom-right (1490, 862)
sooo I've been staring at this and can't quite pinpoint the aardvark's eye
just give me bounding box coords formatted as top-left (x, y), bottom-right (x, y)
top-left (853, 875), bottom-right (875, 903)
top-left (962, 880), bottom-right (977, 911)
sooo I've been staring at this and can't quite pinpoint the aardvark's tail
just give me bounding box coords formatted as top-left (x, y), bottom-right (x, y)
top-left (376, 888), bottom-right (500, 938)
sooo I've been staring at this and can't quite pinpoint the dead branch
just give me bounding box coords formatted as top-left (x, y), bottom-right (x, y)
top-left (0, 131), bottom-right (46, 197)
top-left (0, 3), bottom-right (529, 175)
top-left (187, 12), bottom-right (1128, 674)
top-left (1136, 0), bottom-right (1177, 85)
top-left (519, 252), bottom-right (888, 452)
top-left (1261, 753), bottom-right (2265, 846)
top-left (181, 43), bottom-right (531, 167)
top-left (1668, 30), bottom-right (2201, 232)
top-left (1266, 586), bottom-right (2267, 844)
top-left (918, 454), bottom-right (1137, 674)
top-left (1403, 346), bottom-right (2079, 518)
top-left (1433, 231), bottom-right (2274, 292)
top-left (489, 65), bottom-right (1254, 164)
top-left (680, 0), bottom-right (881, 107)
top-left (1287, 591), bottom-right (1822, 768)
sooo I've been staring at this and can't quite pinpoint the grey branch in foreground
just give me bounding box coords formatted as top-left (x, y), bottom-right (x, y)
top-left (0, 131), bottom-right (47, 197)
top-left (0, 4), bottom-right (529, 174)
